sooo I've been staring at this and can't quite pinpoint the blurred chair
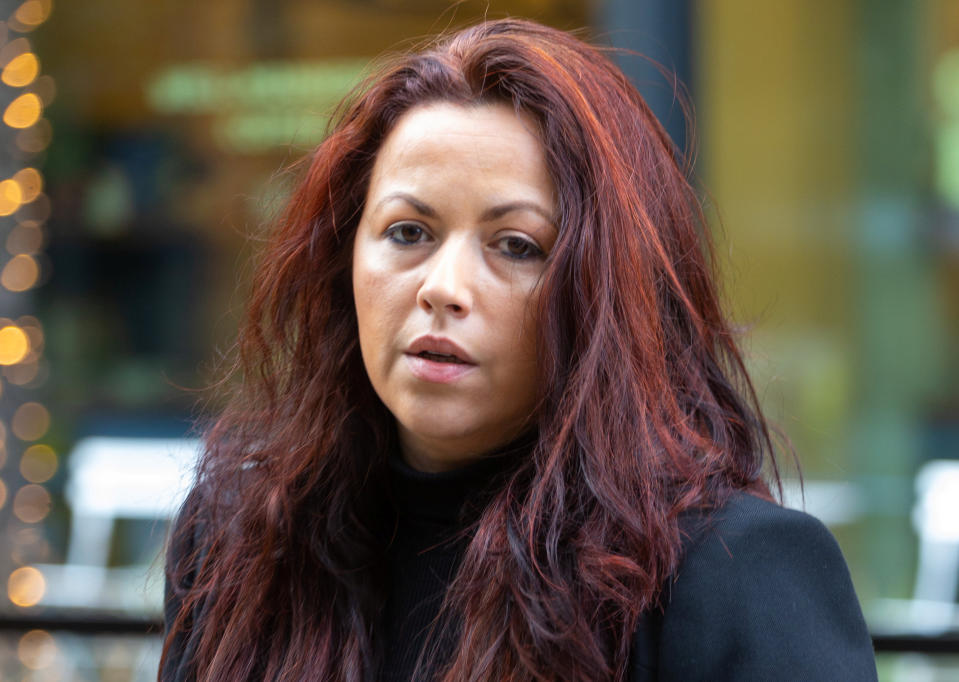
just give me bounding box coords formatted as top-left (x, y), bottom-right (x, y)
top-left (35, 436), bottom-right (200, 612)
top-left (781, 479), bottom-right (865, 526)
top-left (909, 459), bottom-right (959, 633)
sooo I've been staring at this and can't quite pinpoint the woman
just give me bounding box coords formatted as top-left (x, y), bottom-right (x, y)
top-left (161, 18), bottom-right (877, 681)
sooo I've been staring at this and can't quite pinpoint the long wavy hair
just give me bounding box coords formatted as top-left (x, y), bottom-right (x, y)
top-left (162, 18), bottom-right (777, 682)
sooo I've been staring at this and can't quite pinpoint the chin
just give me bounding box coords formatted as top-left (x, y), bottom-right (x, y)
top-left (398, 405), bottom-right (531, 459)
top-left (398, 411), bottom-right (487, 447)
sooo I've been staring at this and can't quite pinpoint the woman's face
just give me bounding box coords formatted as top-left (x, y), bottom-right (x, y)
top-left (352, 102), bottom-right (557, 472)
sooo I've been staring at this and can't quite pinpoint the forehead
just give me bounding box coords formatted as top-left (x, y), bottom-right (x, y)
top-left (383, 101), bottom-right (542, 151)
top-left (366, 102), bottom-right (554, 198)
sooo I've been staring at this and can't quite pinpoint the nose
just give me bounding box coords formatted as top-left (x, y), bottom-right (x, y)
top-left (416, 237), bottom-right (474, 317)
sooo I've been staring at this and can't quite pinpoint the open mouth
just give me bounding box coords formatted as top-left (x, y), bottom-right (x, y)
top-left (417, 350), bottom-right (468, 364)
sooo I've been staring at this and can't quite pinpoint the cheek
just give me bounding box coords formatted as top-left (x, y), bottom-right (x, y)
top-left (353, 267), bottom-right (378, 324)
top-left (353, 249), bottom-right (388, 365)
top-left (494, 281), bottom-right (543, 380)
top-left (507, 279), bottom-right (544, 350)
top-left (353, 257), bottom-right (409, 374)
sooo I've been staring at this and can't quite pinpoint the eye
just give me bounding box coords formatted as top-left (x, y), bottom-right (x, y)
top-left (497, 235), bottom-right (543, 261)
top-left (385, 221), bottom-right (428, 245)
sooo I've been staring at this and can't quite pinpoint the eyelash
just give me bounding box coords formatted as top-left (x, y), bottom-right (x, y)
top-left (496, 235), bottom-right (543, 260)
top-left (383, 222), bottom-right (544, 261)
top-left (384, 222), bottom-right (426, 245)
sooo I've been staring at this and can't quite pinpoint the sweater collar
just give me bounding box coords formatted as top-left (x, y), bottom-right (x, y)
top-left (387, 431), bottom-right (536, 526)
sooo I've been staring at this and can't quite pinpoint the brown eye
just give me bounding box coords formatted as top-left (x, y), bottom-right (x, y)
top-left (386, 222), bottom-right (427, 244)
top-left (498, 236), bottom-right (543, 260)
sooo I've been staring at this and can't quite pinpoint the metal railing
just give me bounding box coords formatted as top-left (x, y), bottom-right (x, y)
top-left (0, 613), bottom-right (958, 654)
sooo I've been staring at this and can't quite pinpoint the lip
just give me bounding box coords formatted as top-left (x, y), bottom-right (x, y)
top-left (406, 335), bottom-right (476, 364)
top-left (404, 354), bottom-right (476, 383)
top-left (404, 335), bottom-right (476, 384)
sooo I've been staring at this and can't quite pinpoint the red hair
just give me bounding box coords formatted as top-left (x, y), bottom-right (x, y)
top-left (162, 18), bottom-right (776, 681)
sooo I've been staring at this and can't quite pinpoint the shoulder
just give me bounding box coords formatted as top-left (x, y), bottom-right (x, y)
top-left (675, 491), bottom-right (846, 582)
top-left (654, 491), bottom-right (877, 681)
top-left (162, 481), bottom-right (216, 681)
top-left (162, 468), bottom-right (263, 681)
top-left (166, 480), bottom-right (215, 575)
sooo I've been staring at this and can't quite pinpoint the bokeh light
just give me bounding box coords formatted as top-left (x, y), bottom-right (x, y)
top-left (1, 51), bottom-right (37, 87)
top-left (0, 325), bottom-right (29, 364)
top-left (12, 527), bottom-right (51, 566)
top-left (14, 0), bottom-right (53, 29)
top-left (2, 253), bottom-right (39, 291)
top-left (7, 566), bottom-right (44, 607)
top-left (16, 118), bottom-right (51, 152)
top-left (6, 221), bottom-right (43, 254)
top-left (17, 191), bottom-right (49, 221)
top-left (0, 478), bottom-right (6, 509)
top-left (13, 484), bottom-right (51, 523)
top-left (20, 444), bottom-right (56, 483)
top-left (12, 402), bottom-right (49, 440)
top-left (0, 178), bottom-right (22, 215)
top-left (3, 92), bottom-right (42, 128)
top-left (13, 167), bottom-right (42, 202)
top-left (19, 316), bottom-right (44, 352)
top-left (5, 358), bottom-right (39, 385)
top-left (0, 37), bottom-right (30, 66)
top-left (17, 629), bottom-right (57, 670)
top-left (31, 73), bottom-right (55, 105)
top-left (3, 350), bottom-right (43, 388)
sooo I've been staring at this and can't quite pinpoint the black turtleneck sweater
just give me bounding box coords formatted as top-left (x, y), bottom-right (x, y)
top-left (381, 442), bottom-right (522, 681)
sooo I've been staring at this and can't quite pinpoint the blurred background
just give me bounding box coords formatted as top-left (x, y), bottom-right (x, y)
top-left (0, 0), bottom-right (956, 679)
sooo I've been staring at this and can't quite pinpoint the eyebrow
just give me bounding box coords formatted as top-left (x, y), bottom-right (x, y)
top-left (374, 191), bottom-right (555, 226)
top-left (375, 192), bottom-right (437, 218)
top-left (480, 201), bottom-right (555, 225)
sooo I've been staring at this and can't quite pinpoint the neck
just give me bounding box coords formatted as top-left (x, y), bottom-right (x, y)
top-left (387, 428), bottom-right (537, 525)
top-left (398, 422), bottom-right (534, 473)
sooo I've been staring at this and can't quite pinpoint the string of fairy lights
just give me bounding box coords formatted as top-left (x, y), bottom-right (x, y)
top-left (0, 0), bottom-right (57, 676)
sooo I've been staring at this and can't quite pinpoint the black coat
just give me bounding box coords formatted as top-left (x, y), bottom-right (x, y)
top-left (630, 492), bottom-right (877, 680)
